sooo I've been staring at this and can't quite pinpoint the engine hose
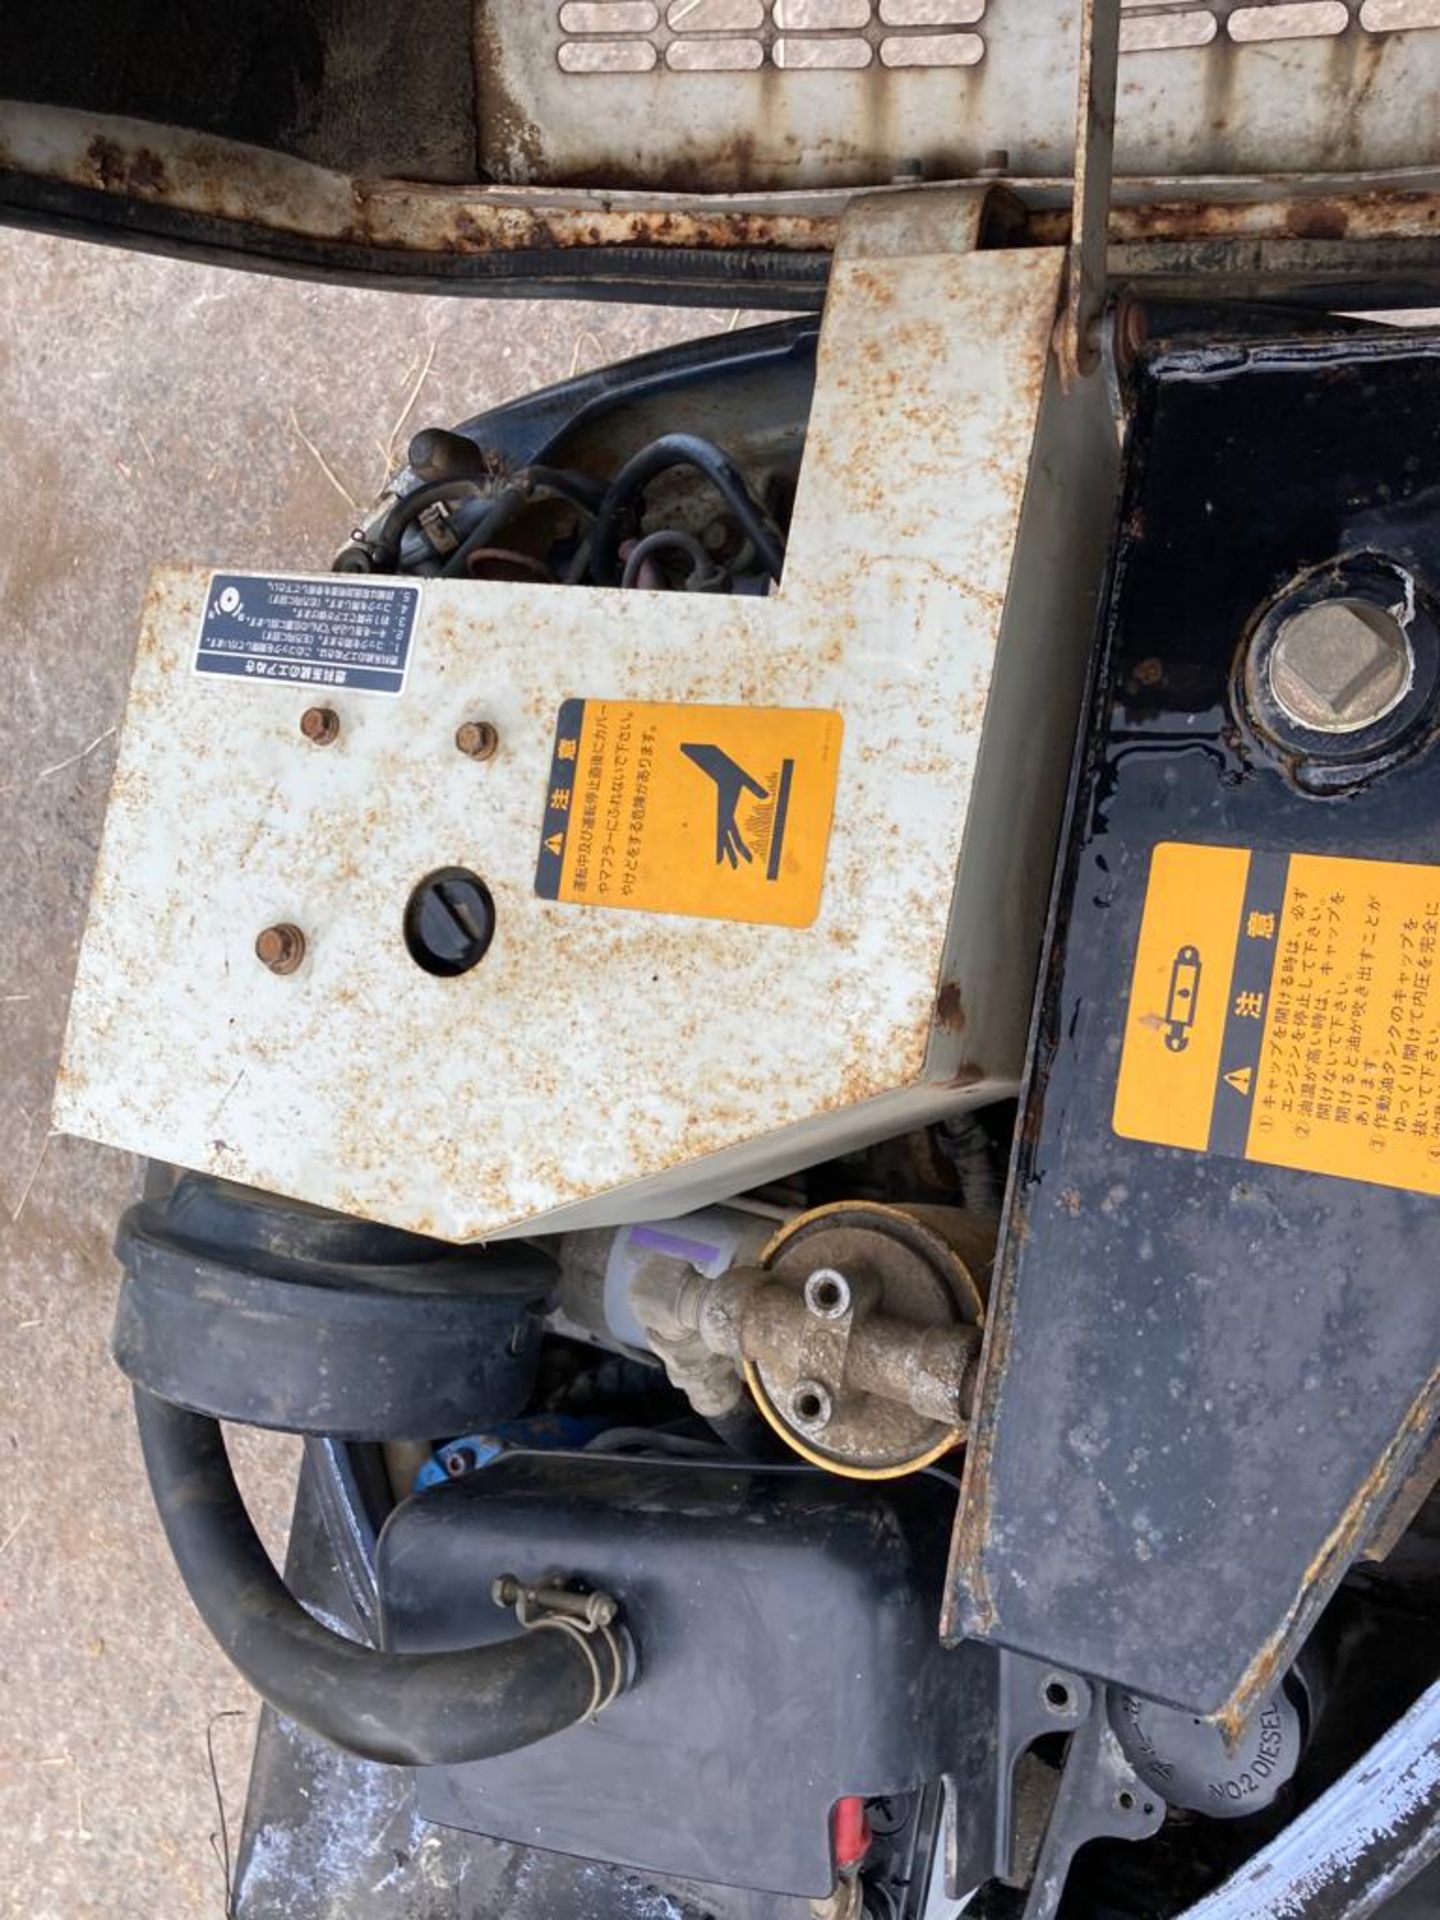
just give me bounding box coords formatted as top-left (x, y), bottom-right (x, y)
top-left (620, 528), bottom-right (725, 592)
top-left (362, 478), bottom-right (490, 571)
top-left (519, 465), bottom-right (609, 514)
top-left (436, 486), bottom-right (525, 579)
top-left (438, 467), bottom-right (607, 581)
top-left (589, 433), bottom-right (786, 587)
top-left (133, 1388), bottom-right (620, 1767)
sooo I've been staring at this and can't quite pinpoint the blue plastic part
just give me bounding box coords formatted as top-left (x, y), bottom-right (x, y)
top-left (415, 1416), bottom-right (610, 1491)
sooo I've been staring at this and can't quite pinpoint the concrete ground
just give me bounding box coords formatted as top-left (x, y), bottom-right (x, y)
top-left (0, 228), bottom-right (748, 1919)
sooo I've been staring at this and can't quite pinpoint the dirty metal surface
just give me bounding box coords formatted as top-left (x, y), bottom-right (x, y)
top-left (0, 0), bottom-right (480, 183)
top-left (10, 102), bottom-right (1440, 310)
top-left (476, 0), bottom-right (1440, 192)
top-left (745, 1201), bottom-right (993, 1476)
top-left (53, 192), bottom-right (1117, 1241)
top-left (947, 326), bottom-right (1440, 1728)
top-left (6, 1), bottom-right (1440, 210)
top-left (1057, 0), bottom-right (1121, 388)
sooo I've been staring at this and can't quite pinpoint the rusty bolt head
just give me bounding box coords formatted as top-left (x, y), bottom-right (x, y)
top-left (455, 719), bottom-right (499, 761)
top-left (300, 706), bottom-right (340, 745)
top-left (789, 1379), bottom-right (834, 1433)
top-left (255, 923), bottom-right (306, 975)
top-left (1113, 297), bottom-right (1150, 374)
top-left (1267, 599), bottom-right (1413, 735)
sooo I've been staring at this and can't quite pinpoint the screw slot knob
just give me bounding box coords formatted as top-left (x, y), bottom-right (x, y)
top-left (404, 868), bottom-right (496, 977)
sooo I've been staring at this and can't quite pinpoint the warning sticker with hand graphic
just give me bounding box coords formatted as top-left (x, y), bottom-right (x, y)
top-left (534, 699), bottom-right (843, 927)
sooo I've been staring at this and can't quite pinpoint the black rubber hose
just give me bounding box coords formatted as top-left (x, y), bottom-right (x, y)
top-left (133, 1388), bottom-right (611, 1767)
top-left (620, 527), bottom-right (723, 591)
top-left (363, 478), bottom-right (491, 570)
top-left (589, 433), bottom-right (786, 587)
top-left (519, 465), bottom-right (608, 514)
top-left (437, 467), bottom-right (607, 580)
top-left (435, 486), bottom-right (525, 579)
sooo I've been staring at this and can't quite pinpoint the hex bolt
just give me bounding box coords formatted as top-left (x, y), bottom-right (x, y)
top-left (583, 1592), bottom-right (619, 1629)
top-left (455, 719), bottom-right (499, 761)
top-left (299, 706), bottom-right (340, 746)
top-left (1267, 598), bottom-right (1414, 735)
top-left (491, 1574), bottom-right (618, 1629)
top-left (804, 1267), bottom-right (853, 1321)
top-left (255, 923), bottom-right (306, 975)
top-left (789, 1379), bottom-right (834, 1432)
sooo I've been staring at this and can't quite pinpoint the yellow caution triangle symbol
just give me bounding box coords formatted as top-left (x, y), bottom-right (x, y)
top-left (1224, 1065), bottom-right (1253, 1097)
top-left (544, 833), bottom-right (565, 857)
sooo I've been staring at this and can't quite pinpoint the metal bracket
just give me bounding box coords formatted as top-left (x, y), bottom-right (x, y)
top-left (945, 1651), bottom-right (1093, 1898)
top-left (1021, 1689), bottom-right (1167, 1920)
top-left (1056, 0), bottom-right (1121, 388)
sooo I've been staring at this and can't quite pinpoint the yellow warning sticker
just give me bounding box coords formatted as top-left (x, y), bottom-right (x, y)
top-left (534, 699), bottom-right (843, 927)
top-left (1115, 841), bottom-right (1440, 1196)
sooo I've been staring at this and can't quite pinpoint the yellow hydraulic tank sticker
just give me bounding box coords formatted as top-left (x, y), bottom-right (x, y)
top-left (534, 700), bottom-right (843, 927)
top-left (1115, 841), bottom-right (1440, 1195)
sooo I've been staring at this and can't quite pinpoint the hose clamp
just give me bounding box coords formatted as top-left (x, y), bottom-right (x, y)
top-left (491, 1574), bottom-right (626, 1721)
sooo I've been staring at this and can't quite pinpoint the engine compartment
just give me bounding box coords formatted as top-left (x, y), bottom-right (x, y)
top-left (50, 192), bottom-right (1440, 1919)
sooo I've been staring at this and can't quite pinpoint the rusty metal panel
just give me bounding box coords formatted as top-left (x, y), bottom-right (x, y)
top-left (477, 0), bottom-right (1440, 191)
top-left (5, 4), bottom-right (1440, 284)
top-left (54, 192), bottom-right (1116, 1241)
top-left (7, 97), bottom-right (1440, 306)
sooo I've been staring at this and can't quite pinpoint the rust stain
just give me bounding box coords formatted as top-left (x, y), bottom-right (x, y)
top-left (83, 135), bottom-right (170, 199)
top-left (59, 124), bottom-right (837, 256)
top-left (1027, 190), bottom-right (1440, 249)
top-left (1219, 1363), bottom-right (1440, 1740)
top-left (941, 1203), bottom-right (1021, 1639)
top-left (935, 980), bottom-right (966, 1034)
top-left (435, 200), bottom-right (834, 256)
top-left (17, 112), bottom-right (1440, 266)
top-left (946, 1062), bottom-right (984, 1092)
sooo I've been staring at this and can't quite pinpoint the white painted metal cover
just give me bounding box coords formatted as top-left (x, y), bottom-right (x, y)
top-left (55, 198), bottom-right (1116, 1241)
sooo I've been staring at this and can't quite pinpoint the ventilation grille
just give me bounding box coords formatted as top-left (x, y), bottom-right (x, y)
top-left (557, 0), bottom-right (986, 73)
top-left (1119, 0), bottom-right (1440, 55)
top-left (556, 0), bottom-right (1440, 74)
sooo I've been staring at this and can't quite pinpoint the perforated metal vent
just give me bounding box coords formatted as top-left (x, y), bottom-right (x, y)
top-left (554, 0), bottom-right (1440, 74)
top-left (557, 0), bottom-right (987, 73)
top-left (1120, 0), bottom-right (1439, 54)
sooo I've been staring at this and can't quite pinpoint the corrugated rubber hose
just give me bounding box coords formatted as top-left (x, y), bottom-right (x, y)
top-left (133, 1387), bottom-right (615, 1766)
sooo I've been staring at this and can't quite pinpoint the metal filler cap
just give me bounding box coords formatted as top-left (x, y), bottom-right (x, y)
top-left (1267, 597), bottom-right (1414, 734)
